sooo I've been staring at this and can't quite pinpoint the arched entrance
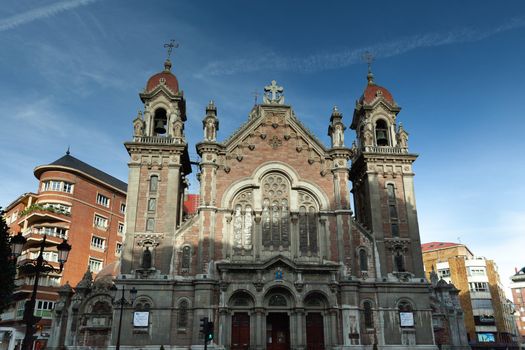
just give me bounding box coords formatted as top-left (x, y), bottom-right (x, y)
top-left (304, 292), bottom-right (328, 350)
top-left (229, 291), bottom-right (255, 350)
top-left (265, 287), bottom-right (294, 350)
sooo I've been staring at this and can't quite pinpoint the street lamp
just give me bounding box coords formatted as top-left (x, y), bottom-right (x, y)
top-left (110, 284), bottom-right (137, 350)
top-left (10, 232), bottom-right (72, 350)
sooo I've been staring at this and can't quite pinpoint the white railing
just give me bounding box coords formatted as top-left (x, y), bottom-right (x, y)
top-left (364, 146), bottom-right (408, 154)
top-left (133, 136), bottom-right (182, 144)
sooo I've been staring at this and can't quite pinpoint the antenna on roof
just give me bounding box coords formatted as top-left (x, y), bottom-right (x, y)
top-left (457, 236), bottom-right (462, 244)
top-left (66, 146), bottom-right (70, 155)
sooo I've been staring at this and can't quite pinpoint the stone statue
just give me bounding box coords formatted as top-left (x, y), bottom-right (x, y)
top-left (396, 123), bottom-right (409, 148)
top-left (334, 124), bottom-right (344, 147)
top-left (173, 120), bottom-right (183, 138)
top-left (363, 121), bottom-right (374, 146)
top-left (142, 246), bottom-right (152, 269)
top-left (133, 116), bottom-right (144, 137)
top-left (205, 118), bottom-right (216, 141)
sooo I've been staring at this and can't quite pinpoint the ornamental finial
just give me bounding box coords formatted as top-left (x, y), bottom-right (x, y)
top-left (263, 80), bottom-right (284, 104)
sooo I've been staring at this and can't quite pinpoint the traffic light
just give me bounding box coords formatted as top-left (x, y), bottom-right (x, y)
top-left (199, 317), bottom-right (208, 335)
top-left (206, 322), bottom-right (214, 341)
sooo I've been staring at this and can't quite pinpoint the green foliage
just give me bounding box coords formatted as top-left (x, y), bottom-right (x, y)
top-left (0, 209), bottom-right (16, 313)
top-left (19, 204), bottom-right (70, 217)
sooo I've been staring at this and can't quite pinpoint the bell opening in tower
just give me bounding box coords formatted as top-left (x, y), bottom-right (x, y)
top-left (375, 119), bottom-right (389, 146)
top-left (153, 108), bottom-right (168, 136)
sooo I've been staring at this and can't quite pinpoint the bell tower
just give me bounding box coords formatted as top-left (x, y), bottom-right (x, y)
top-left (122, 56), bottom-right (192, 276)
top-left (349, 69), bottom-right (424, 278)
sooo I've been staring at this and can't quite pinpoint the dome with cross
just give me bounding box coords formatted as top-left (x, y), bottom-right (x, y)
top-left (359, 71), bottom-right (394, 105)
top-left (145, 59), bottom-right (180, 94)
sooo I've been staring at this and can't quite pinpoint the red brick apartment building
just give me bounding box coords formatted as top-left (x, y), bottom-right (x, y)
top-left (0, 152), bottom-right (126, 349)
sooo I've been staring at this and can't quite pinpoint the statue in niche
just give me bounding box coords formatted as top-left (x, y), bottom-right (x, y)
top-left (204, 118), bottom-right (216, 141)
top-left (333, 124), bottom-right (344, 147)
top-left (141, 246), bottom-right (152, 269)
top-left (133, 114), bottom-right (144, 137)
top-left (396, 123), bottom-right (409, 148)
top-left (275, 267), bottom-right (283, 280)
top-left (363, 121), bottom-right (374, 146)
top-left (173, 120), bottom-right (183, 138)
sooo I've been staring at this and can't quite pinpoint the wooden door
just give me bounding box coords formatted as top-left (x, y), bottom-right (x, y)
top-left (232, 313), bottom-right (250, 350)
top-left (267, 313), bottom-right (290, 350)
top-left (306, 313), bottom-right (324, 350)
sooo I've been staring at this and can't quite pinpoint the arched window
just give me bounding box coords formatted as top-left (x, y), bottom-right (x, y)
top-left (261, 174), bottom-right (290, 250)
top-left (359, 249), bottom-right (368, 271)
top-left (177, 300), bottom-right (189, 328)
top-left (398, 301), bottom-right (414, 327)
top-left (149, 175), bottom-right (159, 192)
top-left (268, 294), bottom-right (287, 307)
top-left (153, 108), bottom-right (167, 136)
top-left (146, 218), bottom-right (155, 232)
top-left (387, 184), bottom-right (396, 202)
top-left (298, 191), bottom-right (318, 255)
top-left (181, 245), bottom-right (191, 273)
top-left (375, 119), bottom-right (389, 146)
top-left (232, 190), bottom-right (254, 251)
top-left (387, 183), bottom-right (399, 237)
top-left (363, 301), bottom-right (374, 328)
top-left (148, 198), bottom-right (156, 212)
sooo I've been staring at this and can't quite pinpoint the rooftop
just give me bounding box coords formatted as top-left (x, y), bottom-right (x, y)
top-left (34, 153), bottom-right (127, 193)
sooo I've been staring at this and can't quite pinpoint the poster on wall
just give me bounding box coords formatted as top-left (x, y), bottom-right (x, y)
top-left (133, 311), bottom-right (150, 327)
top-left (399, 312), bottom-right (414, 327)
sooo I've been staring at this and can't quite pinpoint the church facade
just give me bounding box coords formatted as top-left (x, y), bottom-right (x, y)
top-left (51, 58), bottom-right (438, 350)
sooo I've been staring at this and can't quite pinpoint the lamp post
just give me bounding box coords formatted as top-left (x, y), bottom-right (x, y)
top-left (10, 232), bottom-right (72, 350)
top-left (110, 284), bottom-right (137, 350)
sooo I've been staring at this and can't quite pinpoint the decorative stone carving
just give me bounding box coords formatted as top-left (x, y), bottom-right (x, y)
top-left (263, 80), bottom-right (285, 104)
top-left (133, 111), bottom-right (145, 137)
top-left (269, 135), bottom-right (282, 149)
top-left (396, 123), bottom-right (409, 148)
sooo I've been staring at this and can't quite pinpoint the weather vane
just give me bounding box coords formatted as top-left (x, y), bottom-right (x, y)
top-left (362, 51), bottom-right (374, 73)
top-left (164, 39), bottom-right (179, 59)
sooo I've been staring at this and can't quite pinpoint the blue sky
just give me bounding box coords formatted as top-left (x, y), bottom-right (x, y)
top-left (1, 1), bottom-right (524, 292)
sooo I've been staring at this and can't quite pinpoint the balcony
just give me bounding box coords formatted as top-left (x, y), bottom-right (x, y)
top-left (18, 204), bottom-right (71, 227)
top-left (363, 146), bottom-right (409, 155)
top-left (470, 291), bottom-right (492, 299)
top-left (132, 135), bottom-right (183, 144)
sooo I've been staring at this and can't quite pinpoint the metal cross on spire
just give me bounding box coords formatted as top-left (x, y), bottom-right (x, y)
top-left (362, 51), bottom-right (374, 73)
top-left (164, 39), bottom-right (179, 59)
top-left (362, 51), bottom-right (375, 85)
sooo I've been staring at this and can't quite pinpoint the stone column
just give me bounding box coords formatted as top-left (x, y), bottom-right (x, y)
top-left (218, 308), bottom-right (229, 348)
top-left (254, 308), bottom-right (265, 350)
top-left (294, 309), bottom-right (306, 350)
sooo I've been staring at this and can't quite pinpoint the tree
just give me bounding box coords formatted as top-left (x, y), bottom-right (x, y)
top-left (0, 208), bottom-right (16, 313)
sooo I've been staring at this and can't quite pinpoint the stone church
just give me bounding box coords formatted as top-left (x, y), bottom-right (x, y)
top-left (50, 58), bottom-right (439, 350)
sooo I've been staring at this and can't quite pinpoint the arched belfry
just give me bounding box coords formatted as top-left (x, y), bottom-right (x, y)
top-left (349, 69), bottom-right (424, 278)
top-left (122, 56), bottom-right (192, 276)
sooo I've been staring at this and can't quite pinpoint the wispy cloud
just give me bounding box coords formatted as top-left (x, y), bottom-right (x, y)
top-left (0, 0), bottom-right (100, 32)
top-left (199, 17), bottom-right (525, 77)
